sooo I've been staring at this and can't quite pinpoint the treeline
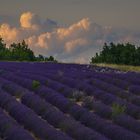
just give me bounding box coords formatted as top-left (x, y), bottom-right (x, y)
top-left (0, 37), bottom-right (57, 62)
top-left (91, 42), bottom-right (140, 66)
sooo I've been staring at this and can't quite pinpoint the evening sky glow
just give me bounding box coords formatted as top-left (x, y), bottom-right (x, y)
top-left (0, 0), bottom-right (139, 63)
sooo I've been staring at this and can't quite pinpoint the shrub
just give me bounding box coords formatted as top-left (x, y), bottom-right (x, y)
top-left (59, 119), bottom-right (75, 132)
top-left (32, 80), bottom-right (40, 90)
top-left (71, 90), bottom-right (86, 102)
top-left (111, 103), bottom-right (126, 119)
top-left (82, 96), bottom-right (94, 110)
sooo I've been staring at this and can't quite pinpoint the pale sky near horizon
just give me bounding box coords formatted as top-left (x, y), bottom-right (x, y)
top-left (0, 0), bottom-right (139, 30)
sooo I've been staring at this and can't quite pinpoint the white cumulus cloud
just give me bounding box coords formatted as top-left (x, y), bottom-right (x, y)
top-left (20, 12), bottom-right (41, 29)
top-left (0, 23), bottom-right (19, 44)
top-left (0, 11), bottom-right (139, 63)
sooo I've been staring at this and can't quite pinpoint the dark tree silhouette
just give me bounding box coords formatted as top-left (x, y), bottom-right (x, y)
top-left (91, 43), bottom-right (140, 66)
top-left (0, 37), bottom-right (57, 62)
top-left (9, 40), bottom-right (35, 61)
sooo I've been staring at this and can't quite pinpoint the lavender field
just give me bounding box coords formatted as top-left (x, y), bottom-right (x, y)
top-left (0, 62), bottom-right (140, 140)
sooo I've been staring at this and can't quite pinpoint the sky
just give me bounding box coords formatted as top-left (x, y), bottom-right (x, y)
top-left (0, 0), bottom-right (140, 63)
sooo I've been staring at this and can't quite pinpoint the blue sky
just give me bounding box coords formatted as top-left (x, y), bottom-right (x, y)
top-left (0, 0), bottom-right (139, 63)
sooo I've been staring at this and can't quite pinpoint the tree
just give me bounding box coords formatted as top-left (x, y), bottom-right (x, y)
top-left (9, 40), bottom-right (35, 61)
top-left (91, 43), bottom-right (140, 66)
top-left (36, 54), bottom-right (45, 61)
top-left (48, 56), bottom-right (54, 61)
top-left (0, 37), bottom-right (6, 50)
top-left (0, 37), bottom-right (10, 60)
top-left (0, 37), bottom-right (57, 62)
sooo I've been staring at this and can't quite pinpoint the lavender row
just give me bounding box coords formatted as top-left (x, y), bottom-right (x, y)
top-left (0, 78), bottom-right (108, 140)
top-left (15, 72), bottom-right (113, 119)
top-left (108, 72), bottom-right (140, 86)
top-left (87, 78), bottom-right (140, 107)
top-left (0, 107), bottom-right (34, 140)
top-left (21, 93), bottom-right (108, 140)
top-left (1, 72), bottom-right (140, 140)
top-left (35, 72), bottom-right (140, 119)
top-left (20, 70), bottom-right (140, 108)
top-left (0, 89), bottom-right (73, 140)
top-left (13, 70), bottom-right (140, 120)
top-left (13, 71), bottom-right (140, 134)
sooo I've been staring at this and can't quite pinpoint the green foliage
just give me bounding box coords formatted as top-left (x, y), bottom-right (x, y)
top-left (36, 54), bottom-right (57, 62)
top-left (46, 56), bottom-right (57, 62)
top-left (10, 40), bottom-right (35, 61)
top-left (0, 37), bottom-right (6, 50)
top-left (95, 63), bottom-right (140, 72)
top-left (36, 54), bottom-right (45, 61)
top-left (0, 37), bottom-right (10, 60)
top-left (59, 120), bottom-right (75, 132)
top-left (111, 103), bottom-right (126, 119)
top-left (91, 42), bottom-right (140, 66)
top-left (0, 37), bottom-right (57, 62)
top-left (71, 90), bottom-right (86, 102)
top-left (48, 56), bottom-right (54, 61)
top-left (82, 96), bottom-right (94, 110)
top-left (32, 80), bottom-right (40, 90)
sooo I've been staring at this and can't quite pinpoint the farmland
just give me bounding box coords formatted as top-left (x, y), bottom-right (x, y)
top-left (94, 63), bottom-right (140, 72)
top-left (0, 62), bottom-right (140, 140)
